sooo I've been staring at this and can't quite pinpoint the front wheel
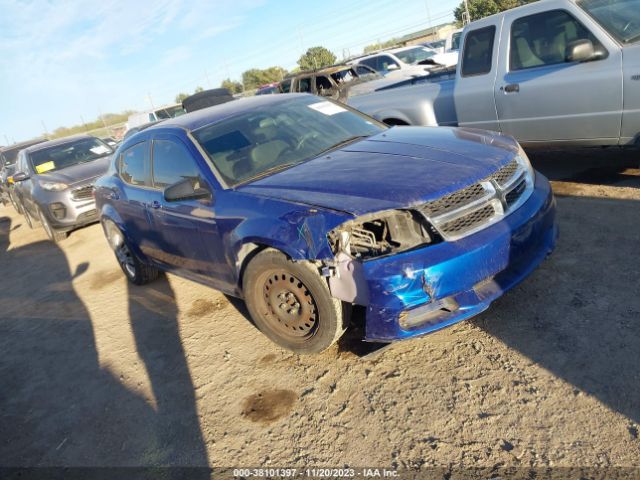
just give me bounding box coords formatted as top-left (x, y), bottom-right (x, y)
top-left (243, 249), bottom-right (347, 354)
top-left (103, 219), bottom-right (159, 285)
top-left (9, 191), bottom-right (23, 214)
top-left (37, 207), bottom-right (68, 242)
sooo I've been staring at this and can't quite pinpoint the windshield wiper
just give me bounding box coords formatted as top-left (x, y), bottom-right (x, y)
top-left (245, 162), bottom-right (298, 182)
top-left (624, 33), bottom-right (640, 44)
top-left (315, 135), bottom-right (370, 156)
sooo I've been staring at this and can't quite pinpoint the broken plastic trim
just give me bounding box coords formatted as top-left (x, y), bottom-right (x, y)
top-left (327, 209), bottom-right (437, 260)
top-left (398, 296), bottom-right (459, 330)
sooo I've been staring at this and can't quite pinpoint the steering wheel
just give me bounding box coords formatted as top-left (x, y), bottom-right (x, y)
top-left (295, 131), bottom-right (320, 150)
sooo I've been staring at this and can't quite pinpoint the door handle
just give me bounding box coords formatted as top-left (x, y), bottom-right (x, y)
top-left (149, 200), bottom-right (161, 209)
top-left (502, 83), bottom-right (520, 93)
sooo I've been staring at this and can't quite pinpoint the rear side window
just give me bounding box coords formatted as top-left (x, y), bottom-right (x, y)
top-left (461, 26), bottom-right (496, 76)
top-left (151, 139), bottom-right (202, 189)
top-left (298, 77), bottom-right (312, 93)
top-left (377, 55), bottom-right (400, 71)
top-left (510, 10), bottom-right (604, 71)
top-left (119, 142), bottom-right (150, 187)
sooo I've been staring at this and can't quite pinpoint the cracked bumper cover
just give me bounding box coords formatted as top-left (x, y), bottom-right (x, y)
top-left (361, 173), bottom-right (557, 342)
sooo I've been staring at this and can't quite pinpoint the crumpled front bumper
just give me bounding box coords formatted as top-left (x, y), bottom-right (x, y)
top-left (362, 173), bottom-right (557, 342)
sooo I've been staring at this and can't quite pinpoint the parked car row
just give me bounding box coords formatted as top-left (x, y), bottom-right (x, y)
top-left (349, 0), bottom-right (639, 148)
top-left (13, 0), bottom-right (619, 355)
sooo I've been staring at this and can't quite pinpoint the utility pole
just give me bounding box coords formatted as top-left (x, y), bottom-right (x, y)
top-left (204, 69), bottom-right (212, 88)
top-left (463, 0), bottom-right (471, 25)
top-left (147, 92), bottom-right (155, 110)
top-left (424, 0), bottom-right (433, 33)
top-left (80, 115), bottom-right (89, 132)
top-left (3, 134), bottom-right (9, 145)
top-left (41, 120), bottom-right (49, 138)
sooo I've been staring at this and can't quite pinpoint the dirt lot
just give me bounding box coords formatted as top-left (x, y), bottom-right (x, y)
top-left (1, 149), bottom-right (640, 473)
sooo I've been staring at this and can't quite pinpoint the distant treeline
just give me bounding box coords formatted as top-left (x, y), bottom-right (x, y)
top-left (50, 111), bottom-right (134, 139)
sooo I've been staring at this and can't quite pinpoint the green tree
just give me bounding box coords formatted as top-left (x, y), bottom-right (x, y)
top-left (194, 86), bottom-right (204, 93)
top-left (241, 66), bottom-right (287, 90)
top-left (297, 46), bottom-right (337, 71)
top-left (175, 92), bottom-right (189, 103)
top-left (221, 78), bottom-right (244, 94)
top-left (363, 38), bottom-right (399, 54)
top-left (454, 0), bottom-right (529, 25)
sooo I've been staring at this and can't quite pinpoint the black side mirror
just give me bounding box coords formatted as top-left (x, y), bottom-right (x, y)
top-left (164, 178), bottom-right (212, 202)
top-left (12, 172), bottom-right (30, 182)
top-left (566, 39), bottom-right (597, 63)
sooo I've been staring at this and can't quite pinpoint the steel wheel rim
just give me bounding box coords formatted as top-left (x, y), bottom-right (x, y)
top-left (261, 270), bottom-right (318, 340)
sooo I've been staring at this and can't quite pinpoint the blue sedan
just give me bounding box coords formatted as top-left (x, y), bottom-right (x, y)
top-left (95, 94), bottom-right (557, 354)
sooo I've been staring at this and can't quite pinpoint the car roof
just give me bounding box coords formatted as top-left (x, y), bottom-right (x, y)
top-left (0, 138), bottom-right (47, 154)
top-left (149, 94), bottom-right (310, 133)
top-left (23, 134), bottom-right (95, 154)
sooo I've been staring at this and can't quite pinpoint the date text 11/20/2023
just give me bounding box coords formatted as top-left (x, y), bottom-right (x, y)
top-left (232, 468), bottom-right (398, 477)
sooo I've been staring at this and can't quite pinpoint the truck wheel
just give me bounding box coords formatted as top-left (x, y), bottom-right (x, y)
top-left (103, 219), bottom-right (159, 285)
top-left (37, 206), bottom-right (67, 242)
top-left (243, 249), bottom-right (347, 354)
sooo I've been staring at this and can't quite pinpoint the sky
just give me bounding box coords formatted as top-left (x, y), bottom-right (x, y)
top-left (0, 0), bottom-right (460, 143)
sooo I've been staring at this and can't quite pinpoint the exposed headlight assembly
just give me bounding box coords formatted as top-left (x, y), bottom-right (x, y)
top-left (39, 181), bottom-right (68, 192)
top-left (328, 210), bottom-right (437, 259)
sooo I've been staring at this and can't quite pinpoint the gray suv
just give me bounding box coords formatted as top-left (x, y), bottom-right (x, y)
top-left (12, 135), bottom-right (114, 241)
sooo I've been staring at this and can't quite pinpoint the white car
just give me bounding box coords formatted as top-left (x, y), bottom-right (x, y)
top-left (350, 45), bottom-right (457, 79)
top-left (125, 104), bottom-right (186, 131)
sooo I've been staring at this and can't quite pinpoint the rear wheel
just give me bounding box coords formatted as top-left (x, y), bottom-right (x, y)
top-left (37, 206), bottom-right (68, 242)
top-left (243, 249), bottom-right (346, 354)
top-left (103, 219), bottom-right (159, 285)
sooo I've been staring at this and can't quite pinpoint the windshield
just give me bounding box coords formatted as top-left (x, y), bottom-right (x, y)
top-left (451, 32), bottom-right (462, 50)
top-left (1, 149), bottom-right (20, 167)
top-left (155, 105), bottom-right (186, 119)
top-left (30, 137), bottom-right (113, 174)
top-left (394, 47), bottom-right (436, 64)
top-left (579, 0), bottom-right (640, 43)
top-left (192, 96), bottom-right (385, 186)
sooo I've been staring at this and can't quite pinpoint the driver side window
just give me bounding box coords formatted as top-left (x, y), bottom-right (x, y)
top-left (151, 139), bottom-right (202, 190)
top-left (510, 10), bottom-right (605, 71)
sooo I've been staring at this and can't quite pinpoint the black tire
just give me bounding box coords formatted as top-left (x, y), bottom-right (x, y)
top-left (243, 249), bottom-right (347, 354)
top-left (9, 191), bottom-right (23, 214)
top-left (37, 206), bottom-right (68, 242)
top-left (103, 219), bottom-right (159, 285)
top-left (22, 202), bottom-right (34, 229)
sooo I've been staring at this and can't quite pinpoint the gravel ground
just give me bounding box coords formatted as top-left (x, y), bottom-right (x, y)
top-left (1, 148), bottom-right (639, 474)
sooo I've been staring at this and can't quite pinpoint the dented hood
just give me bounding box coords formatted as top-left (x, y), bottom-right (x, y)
top-left (238, 127), bottom-right (519, 216)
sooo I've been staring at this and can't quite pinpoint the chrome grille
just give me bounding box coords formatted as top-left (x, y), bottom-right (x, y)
top-left (422, 183), bottom-right (487, 216)
top-left (505, 179), bottom-right (527, 207)
top-left (419, 158), bottom-right (532, 241)
top-left (490, 158), bottom-right (518, 187)
top-left (71, 185), bottom-right (94, 201)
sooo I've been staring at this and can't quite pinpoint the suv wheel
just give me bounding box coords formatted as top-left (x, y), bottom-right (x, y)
top-left (22, 202), bottom-right (34, 229)
top-left (37, 206), bottom-right (67, 242)
top-left (243, 249), bottom-right (347, 354)
top-left (103, 219), bottom-right (159, 285)
top-left (9, 191), bottom-right (23, 214)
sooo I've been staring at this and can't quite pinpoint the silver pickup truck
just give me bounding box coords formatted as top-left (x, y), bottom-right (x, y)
top-left (349, 0), bottom-right (640, 148)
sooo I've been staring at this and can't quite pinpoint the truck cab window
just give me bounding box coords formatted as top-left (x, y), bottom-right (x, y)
top-left (461, 26), bottom-right (496, 76)
top-left (510, 10), bottom-right (604, 70)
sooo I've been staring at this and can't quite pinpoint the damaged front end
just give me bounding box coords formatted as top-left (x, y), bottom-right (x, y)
top-left (322, 153), bottom-right (557, 342)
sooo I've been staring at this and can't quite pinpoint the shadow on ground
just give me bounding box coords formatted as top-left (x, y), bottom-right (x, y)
top-left (0, 215), bottom-right (209, 472)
